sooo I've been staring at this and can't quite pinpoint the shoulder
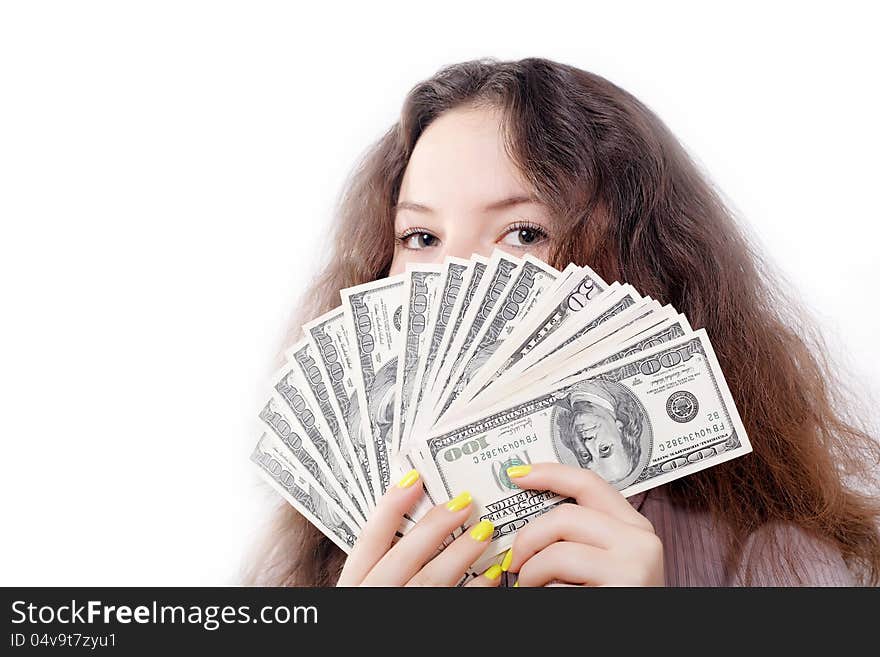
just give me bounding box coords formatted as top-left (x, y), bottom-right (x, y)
top-left (635, 489), bottom-right (855, 586)
top-left (732, 521), bottom-right (855, 587)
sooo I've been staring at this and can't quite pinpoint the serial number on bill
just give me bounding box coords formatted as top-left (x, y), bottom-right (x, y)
top-left (10, 633), bottom-right (116, 649)
top-left (658, 412), bottom-right (727, 453)
top-left (469, 434), bottom-right (539, 464)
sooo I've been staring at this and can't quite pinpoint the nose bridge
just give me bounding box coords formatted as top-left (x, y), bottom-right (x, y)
top-left (440, 216), bottom-right (491, 261)
top-left (579, 431), bottom-right (597, 455)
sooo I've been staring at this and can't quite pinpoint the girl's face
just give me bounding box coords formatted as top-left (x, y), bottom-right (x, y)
top-left (389, 105), bottom-right (553, 275)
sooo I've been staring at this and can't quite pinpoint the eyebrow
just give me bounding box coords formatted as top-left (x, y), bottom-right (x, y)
top-left (393, 194), bottom-right (540, 214)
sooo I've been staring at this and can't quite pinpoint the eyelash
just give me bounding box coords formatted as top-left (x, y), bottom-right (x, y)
top-left (396, 226), bottom-right (431, 240)
top-left (395, 226), bottom-right (438, 250)
top-left (504, 221), bottom-right (550, 248)
top-left (395, 221), bottom-right (550, 250)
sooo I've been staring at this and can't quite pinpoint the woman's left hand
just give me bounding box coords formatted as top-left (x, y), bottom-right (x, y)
top-left (505, 463), bottom-right (664, 586)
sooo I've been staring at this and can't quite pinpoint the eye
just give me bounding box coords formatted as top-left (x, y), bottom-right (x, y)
top-left (397, 228), bottom-right (440, 251)
top-left (499, 221), bottom-right (549, 248)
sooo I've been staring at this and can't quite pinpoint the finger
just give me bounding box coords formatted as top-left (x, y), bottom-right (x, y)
top-left (407, 519), bottom-right (496, 587)
top-left (361, 490), bottom-right (474, 586)
top-left (463, 564), bottom-right (504, 588)
top-left (516, 542), bottom-right (621, 587)
top-left (337, 468), bottom-right (425, 586)
top-left (506, 463), bottom-right (652, 529)
top-left (507, 503), bottom-right (643, 572)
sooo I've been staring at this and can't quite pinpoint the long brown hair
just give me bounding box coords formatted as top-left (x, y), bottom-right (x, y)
top-left (243, 57), bottom-right (880, 586)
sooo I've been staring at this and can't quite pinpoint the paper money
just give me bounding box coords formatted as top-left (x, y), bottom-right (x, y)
top-left (271, 356), bottom-right (369, 524)
top-left (471, 313), bottom-right (693, 416)
top-left (303, 309), bottom-right (375, 507)
top-left (440, 255), bottom-right (560, 418)
top-left (341, 275), bottom-right (405, 499)
top-left (446, 285), bottom-right (639, 416)
top-left (251, 252), bottom-right (753, 579)
top-left (400, 257), bottom-right (471, 454)
top-left (511, 306), bottom-right (684, 391)
top-left (420, 329), bottom-right (752, 570)
top-left (431, 251), bottom-right (521, 422)
top-left (408, 256), bottom-right (489, 447)
top-left (251, 431), bottom-right (358, 553)
top-left (513, 284), bottom-right (642, 377)
top-left (257, 397), bottom-right (363, 531)
top-left (425, 257), bottom-right (488, 394)
top-left (287, 338), bottom-right (372, 513)
top-left (391, 265), bottom-right (443, 456)
top-left (466, 297), bottom-right (671, 413)
top-left (463, 264), bottom-right (608, 399)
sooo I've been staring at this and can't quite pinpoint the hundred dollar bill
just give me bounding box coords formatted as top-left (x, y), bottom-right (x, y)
top-left (258, 397), bottom-right (362, 531)
top-left (441, 255), bottom-right (560, 418)
top-left (391, 265), bottom-right (443, 456)
top-left (406, 256), bottom-right (489, 465)
top-left (417, 329), bottom-right (752, 571)
top-left (303, 309), bottom-right (374, 507)
top-left (459, 298), bottom-right (668, 416)
top-left (287, 338), bottom-right (372, 512)
top-left (513, 283), bottom-right (641, 377)
top-left (554, 315), bottom-right (693, 382)
top-left (447, 282), bottom-right (627, 415)
top-left (463, 264), bottom-right (608, 400)
top-left (272, 353), bottom-right (369, 524)
top-left (401, 257), bottom-right (470, 454)
top-left (507, 302), bottom-right (679, 393)
top-left (431, 251), bottom-right (521, 422)
top-left (473, 313), bottom-right (693, 416)
top-left (424, 256), bottom-right (488, 400)
top-left (341, 275), bottom-right (405, 499)
top-left (251, 431), bottom-right (357, 553)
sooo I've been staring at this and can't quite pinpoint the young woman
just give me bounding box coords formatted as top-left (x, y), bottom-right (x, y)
top-left (246, 57), bottom-right (880, 586)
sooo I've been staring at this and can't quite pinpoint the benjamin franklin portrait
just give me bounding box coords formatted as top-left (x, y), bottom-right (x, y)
top-left (550, 380), bottom-right (652, 490)
top-left (369, 357), bottom-right (398, 449)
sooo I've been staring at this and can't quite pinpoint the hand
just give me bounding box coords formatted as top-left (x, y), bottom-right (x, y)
top-left (337, 469), bottom-right (503, 587)
top-left (505, 463), bottom-right (664, 587)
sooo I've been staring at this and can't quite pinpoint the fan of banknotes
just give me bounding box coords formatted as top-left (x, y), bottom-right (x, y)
top-left (250, 250), bottom-right (752, 574)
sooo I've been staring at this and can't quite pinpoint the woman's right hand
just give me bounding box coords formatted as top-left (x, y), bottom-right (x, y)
top-left (336, 469), bottom-right (503, 587)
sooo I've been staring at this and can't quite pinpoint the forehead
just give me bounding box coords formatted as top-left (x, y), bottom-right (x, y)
top-left (398, 106), bottom-right (533, 210)
top-left (573, 406), bottom-right (604, 418)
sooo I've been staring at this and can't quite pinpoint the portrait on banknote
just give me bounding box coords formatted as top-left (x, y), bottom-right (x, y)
top-left (550, 381), bottom-right (652, 490)
top-left (368, 360), bottom-right (398, 456)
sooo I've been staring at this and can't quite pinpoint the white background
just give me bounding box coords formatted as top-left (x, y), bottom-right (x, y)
top-left (1, 2), bottom-right (877, 585)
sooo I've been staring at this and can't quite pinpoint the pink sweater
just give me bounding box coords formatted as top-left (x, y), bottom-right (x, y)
top-left (634, 487), bottom-right (855, 586)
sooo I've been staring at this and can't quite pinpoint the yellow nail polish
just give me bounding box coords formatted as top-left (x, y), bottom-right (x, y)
top-left (445, 491), bottom-right (472, 512)
top-left (469, 519), bottom-right (494, 542)
top-left (501, 548), bottom-right (514, 572)
top-left (506, 464), bottom-right (532, 478)
top-left (396, 469), bottom-right (420, 488)
top-left (513, 581), bottom-right (520, 587)
top-left (483, 565), bottom-right (503, 581)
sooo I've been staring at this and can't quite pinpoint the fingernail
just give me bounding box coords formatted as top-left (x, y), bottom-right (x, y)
top-left (445, 491), bottom-right (472, 512)
top-left (501, 548), bottom-right (514, 572)
top-left (483, 564), bottom-right (503, 581)
top-left (469, 519), bottom-right (494, 542)
top-left (506, 464), bottom-right (532, 478)
top-left (396, 469), bottom-right (420, 488)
